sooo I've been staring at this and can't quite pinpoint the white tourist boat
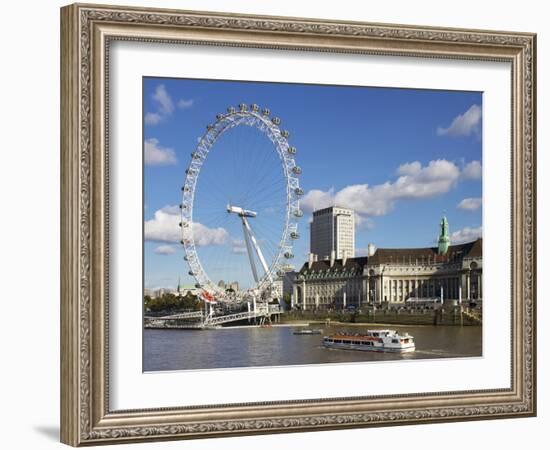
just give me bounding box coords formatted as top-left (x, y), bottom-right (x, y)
top-left (322, 330), bottom-right (415, 353)
top-left (293, 328), bottom-right (322, 335)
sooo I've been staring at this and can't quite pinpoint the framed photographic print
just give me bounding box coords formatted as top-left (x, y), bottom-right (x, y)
top-left (60, 3), bottom-right (536, 446)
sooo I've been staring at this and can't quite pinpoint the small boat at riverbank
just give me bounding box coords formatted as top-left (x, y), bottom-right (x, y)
top-left (293, 329), bottom-right (322, 335)
top-left (322, 329), bottom-right (415, 353)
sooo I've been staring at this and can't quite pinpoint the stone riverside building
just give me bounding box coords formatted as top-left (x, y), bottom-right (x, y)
top-left (292, 216), bottom-right (482, 310)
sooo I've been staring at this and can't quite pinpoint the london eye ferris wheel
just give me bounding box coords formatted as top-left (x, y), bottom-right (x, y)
top-left (179, 104), bottom-right (303, 304)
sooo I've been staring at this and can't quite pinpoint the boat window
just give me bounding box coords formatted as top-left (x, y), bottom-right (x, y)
top-left (392, 339), bottom-right (399, 344)
top-left (334, 340), bottom-right (342, 344)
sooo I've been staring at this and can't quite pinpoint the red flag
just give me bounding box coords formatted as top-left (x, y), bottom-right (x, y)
top-left (200, 290), bottom-right (216, 303)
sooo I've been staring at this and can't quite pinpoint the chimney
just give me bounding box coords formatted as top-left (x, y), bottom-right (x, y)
top-left (367, 243), bottom-right (376, 257)
top-left (342, 249), bottom-right (348, 267)
top-left (330, 250), bottom-right (336, 268)
top-left (308, 253), bottom-right (315, 269)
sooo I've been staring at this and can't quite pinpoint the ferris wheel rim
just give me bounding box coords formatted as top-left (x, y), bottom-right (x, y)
top-left (180, 104), bottom-right (302, 301)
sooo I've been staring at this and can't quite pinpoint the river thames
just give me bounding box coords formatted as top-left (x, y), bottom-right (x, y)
top-left (143, 324), bottom-right (482, 372)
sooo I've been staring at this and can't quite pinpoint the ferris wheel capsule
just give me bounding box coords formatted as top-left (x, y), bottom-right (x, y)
top-left (281, 130), bottom-right (290, 138)
top-left (288, 146), bottom-right (297, 154)
top-left (239, 103), bottom-right (248, 111)
top-left (216, 113), bottom-right (224, 120)
top-left (262, 108), bottom-right (270, 116)
top-left (250, 104), bottom-right (259, 112)
top-left (227, 106), bottom-right (236, 113)
top-left (292, 166), bottom-right (302, 175)
top-left (294, 187), bottom-right (304, 196)
top-left (294, 209), bottom-right (303, 218)
top-left (272, 117), bottom-right (281, 125)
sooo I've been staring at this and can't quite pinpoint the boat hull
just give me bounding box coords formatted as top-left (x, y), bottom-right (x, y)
top-left (322, 342), bottom-right (415, 353)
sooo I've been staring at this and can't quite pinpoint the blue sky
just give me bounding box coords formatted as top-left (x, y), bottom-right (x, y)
top-left (143, 77), bottom-right (482, 290)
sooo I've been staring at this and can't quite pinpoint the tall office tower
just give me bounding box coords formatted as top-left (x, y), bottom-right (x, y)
top-left (310, 206), bottom-right (355, 260)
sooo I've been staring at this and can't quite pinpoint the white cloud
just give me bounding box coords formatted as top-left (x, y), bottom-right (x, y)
top-left (152, 84), bottom-right (174, 115)
top-left (144, 84), bottom-right (174, 125)
top-left (144, 206), bottom-right (181, 243)
top-left (437, 104), bottom-right (482, 137)
top-left (154, 245), bottom-right (176, 255)
top-left (354, 213), bottom-right (375, 231)
top-left (462, 160), bottom-right (482, 180)
top-left (144, 112), bottom-right (162, 125)
top-left (457, 197), bottom-right (482, 211)
top-left (144, 205), bottom-right (228, 246)
top-left (144, 138), bottom-right (177, 166)
top-left (396, 161), bottom-right (421, 176)
top-left (177, 98), bottom-right (194, 109)
top-left (300, 188), bottom-right (335, 212)
top-left (301, 159), bottom-right (461, 217)
top-left (231, 238), bottom-right (247, 254)
top-left (193, 222), bottom-right (229, 246)
top-left (160, 204), bottom-right (180, 214)
top-left (450, 226), bottom-right (482, 244)
top-left (144, 85), bottom-right (194, 126)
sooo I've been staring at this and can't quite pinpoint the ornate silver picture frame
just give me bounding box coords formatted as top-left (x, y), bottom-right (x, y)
top-left (60, 3), bottom-right (536, 446)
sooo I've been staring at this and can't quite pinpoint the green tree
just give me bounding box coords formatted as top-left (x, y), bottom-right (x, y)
top-left (282, 293), bottom-right (291, 309)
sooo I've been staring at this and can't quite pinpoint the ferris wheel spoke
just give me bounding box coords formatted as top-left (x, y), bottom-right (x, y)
top-left (241, 174), bottom-right (287, 209)
top-left (243, 152), bottom-right (282, 197)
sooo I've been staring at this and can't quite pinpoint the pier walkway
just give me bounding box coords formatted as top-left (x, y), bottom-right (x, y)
top-left (145, 305), bottom-right (282, 329)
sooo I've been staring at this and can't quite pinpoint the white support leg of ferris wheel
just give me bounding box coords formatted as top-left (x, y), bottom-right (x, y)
top-left (228, 204), bottom-right (274, 312)
top-left (242, 219), bottom-right (260, 284)
top-left (241, 216), bottom-right (273, 286)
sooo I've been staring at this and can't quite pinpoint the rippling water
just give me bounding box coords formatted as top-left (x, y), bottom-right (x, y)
top-left (143, 324), bottom-right (482, 372)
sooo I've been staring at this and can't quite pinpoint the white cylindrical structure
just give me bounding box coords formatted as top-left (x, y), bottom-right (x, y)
top-left (368, 243), bottom-right (376, 257)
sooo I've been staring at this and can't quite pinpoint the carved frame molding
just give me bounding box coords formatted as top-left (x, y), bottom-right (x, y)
top-left (60, 3), bottom-right (536, 446)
